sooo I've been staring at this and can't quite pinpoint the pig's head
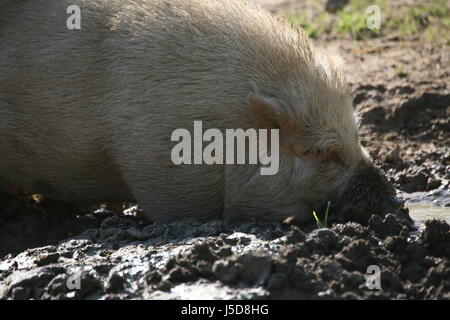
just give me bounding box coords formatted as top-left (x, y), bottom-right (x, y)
top-left (224, 47), bottom-right (408, 226)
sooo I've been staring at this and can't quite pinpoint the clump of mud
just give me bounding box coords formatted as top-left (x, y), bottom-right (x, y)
top-left (0, 193), bottom-right (100, 257)
top-left (0, 200), bottom-right (448, 299)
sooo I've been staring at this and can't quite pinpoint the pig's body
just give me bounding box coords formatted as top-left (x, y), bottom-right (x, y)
top-left (0, 0), bottom-right (400, 223)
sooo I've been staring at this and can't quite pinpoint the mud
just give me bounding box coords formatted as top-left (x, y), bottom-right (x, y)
top-left (0, 209), bottom-right (449, 300)
top-left (0, 0), bottom-right (449, 299)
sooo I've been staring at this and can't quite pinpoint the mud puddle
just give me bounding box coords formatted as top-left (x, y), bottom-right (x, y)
top-left (400, 190), bottom-right (450, 225)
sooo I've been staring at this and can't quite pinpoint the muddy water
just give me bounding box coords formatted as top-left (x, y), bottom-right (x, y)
top-left (399, 190), bottom-right (450, 225)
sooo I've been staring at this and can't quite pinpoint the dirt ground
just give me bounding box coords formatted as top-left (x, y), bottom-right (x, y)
top-left (0, 0), bottom-right (449, 299)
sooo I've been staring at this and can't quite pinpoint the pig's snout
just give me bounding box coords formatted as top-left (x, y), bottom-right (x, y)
top-left (330, 165), bottom-right (409, 225)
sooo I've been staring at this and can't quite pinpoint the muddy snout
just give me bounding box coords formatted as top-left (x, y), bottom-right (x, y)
top-left (332, 192), bottom-right (407, 226)
top-left (330, 166), bottom-right (411, 226)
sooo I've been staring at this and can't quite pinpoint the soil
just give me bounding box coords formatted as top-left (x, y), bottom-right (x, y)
top-left (0, 207), bottom-right (449, 299)
top-left (0, 0), bottom-right (449, 300)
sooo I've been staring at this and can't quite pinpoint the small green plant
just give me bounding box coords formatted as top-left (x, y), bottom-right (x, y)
top-left (395, 64), bottom-right (408, 78)
top-left (313, 201), bottom-right (331, 228)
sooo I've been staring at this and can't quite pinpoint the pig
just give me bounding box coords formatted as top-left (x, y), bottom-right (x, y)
top-left (0, 0), bottom-right (404, 224)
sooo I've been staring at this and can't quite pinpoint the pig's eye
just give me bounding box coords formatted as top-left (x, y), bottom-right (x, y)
top-left (321, 151), bottom-right (338, 161)
top-left (309, 151), bottom-right (337, 162)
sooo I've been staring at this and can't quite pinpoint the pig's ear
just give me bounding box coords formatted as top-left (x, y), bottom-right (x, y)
top-left (247, 95), bottom-right (283, 129)
top-left (247, 95), bottom-right (299, 154)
